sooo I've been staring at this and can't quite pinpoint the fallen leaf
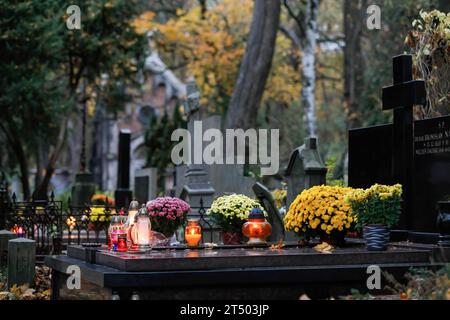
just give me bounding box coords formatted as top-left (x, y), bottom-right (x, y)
top-left (313, 242), bottom-right (334, 254)
top-left (270, 240), bottom-right (285, 251)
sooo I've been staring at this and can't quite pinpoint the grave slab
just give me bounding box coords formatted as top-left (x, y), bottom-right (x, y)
top-left (46, 243), bottom-right (447, 300)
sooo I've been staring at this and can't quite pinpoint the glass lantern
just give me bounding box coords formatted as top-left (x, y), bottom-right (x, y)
top-left (242, 208), bottom-right (272, 245)
top-left (126, 200), bottom-right (140, 246)
top-left (184, 219), bottom-right (202, 248)
top-left (108, 215), bottom-right (127, 251)
top-left (130, 205), bottom-right (152, 252)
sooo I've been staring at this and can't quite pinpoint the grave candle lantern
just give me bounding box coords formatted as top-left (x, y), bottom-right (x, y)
top-left (242, 208), bottom-right (272, 245)
top-left (126, 200), bottom-right (140, 245)
top-left (117, 234), bottom-right (128, 252)
top-left (131, 205), bottom-right (152, 252)
top-left (184, 219), bottom-right (202, 247)
top-left (17, 226), bottom-right (25, 238)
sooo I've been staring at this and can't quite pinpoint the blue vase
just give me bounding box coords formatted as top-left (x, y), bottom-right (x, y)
top-left (364, 225), bottom-right (390, 251)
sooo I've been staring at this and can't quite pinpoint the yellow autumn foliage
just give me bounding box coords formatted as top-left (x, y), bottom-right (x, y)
top-left (132, 0), bottom-right (300, 113)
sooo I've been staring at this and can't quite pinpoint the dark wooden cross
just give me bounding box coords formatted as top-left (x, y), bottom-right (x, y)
top-left (382, 54), bottom-right (426, 229)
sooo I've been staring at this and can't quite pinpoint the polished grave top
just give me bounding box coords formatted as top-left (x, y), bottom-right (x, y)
top-left (66, 244), bottom-right (431, 272)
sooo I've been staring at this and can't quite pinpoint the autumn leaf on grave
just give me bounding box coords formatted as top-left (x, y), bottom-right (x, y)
top-left (313, 242), bottom-right (334, 254)
top-left (0, 292), bottom-right (10, 300)
top-left (270, 240), bottom-right (285, 251)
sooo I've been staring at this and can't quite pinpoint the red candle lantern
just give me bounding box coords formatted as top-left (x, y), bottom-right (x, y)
top-left (184, 219), bottom-right (202, 248)
top-left (15, 226), bottom-right (25, 238)
top-left (117, 234), bottom-right (128, 252)
top-left (242, 208), bottom-right (272, 245)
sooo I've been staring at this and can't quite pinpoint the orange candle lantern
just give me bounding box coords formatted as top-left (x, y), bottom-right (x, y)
top-left (185, 219), bottom-right (202, 247)
top-left (242, 208), bottom-right (272, 245)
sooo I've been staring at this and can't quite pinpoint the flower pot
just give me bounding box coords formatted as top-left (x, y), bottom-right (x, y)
top-left (222, 232), bottom-right (242, 245)
top-left (364, 225), bottom-right (390, 251)
top-left (320, 231), bottom-right (346, 247)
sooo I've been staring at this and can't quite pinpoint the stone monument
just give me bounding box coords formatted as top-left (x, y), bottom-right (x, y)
top-left (285, 137), bottom-right (327, 208)
top-left (114, 129), bottom-right (133, 209)
top-left (179, 81), bottom-right (215, 210)
top-left (71, 102), bottom-right (97, 206)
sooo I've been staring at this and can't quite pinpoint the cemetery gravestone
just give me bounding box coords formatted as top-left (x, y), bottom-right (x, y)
top-left (175, 116), bottom-right (256, 199)
top-left (7, 238), bottom-right (35, 289)
top-left (71, 173), bottom-right (97, 207)
top-left (285, 137), bottom-right (327, 208)
top-left (71, 100), bottom-right (97, 206)
top-left (413, 116), bottom-right (450, 232)
top-left (0, 230), bottom-right (16, 266)
top-left (134, 168), bottom-right (158, 204)
top-left (382, 54), bottom-right (426, 229)
top-left (348, 54), bottom-right (450, 235)
top-left (179, 81), bottom-right (215, 210)
top-left (115, 129), bottom-right (133, 209)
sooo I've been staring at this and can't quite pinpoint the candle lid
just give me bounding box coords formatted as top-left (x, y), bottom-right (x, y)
top-left (248, 207), bottom-right (265, 219)
top-left (135, 205), bottom-right (149, 220)
top-left (129, 199), bottom-right (140, 211)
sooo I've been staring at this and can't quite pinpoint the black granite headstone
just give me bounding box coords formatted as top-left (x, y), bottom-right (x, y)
top-left (348, 54), bottom-right (450, 236)
top-left (413, 116), bottom-right (450, 232)
top-left (114, 129), bottom-right (132, 209)
top-left (382, 54), bottom-right (426, 229)
top-left (348, 124), bottom-right (393, 188)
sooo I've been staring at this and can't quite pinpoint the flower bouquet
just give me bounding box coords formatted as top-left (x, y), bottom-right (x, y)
top-left (86, 207), bottom-right (112, 233)
top-left (207, 194), bottom-right (266, 244)
top-left (284, 185), bottom-right (356, 245)
top-left (146, 197), bottom-right (190, 237)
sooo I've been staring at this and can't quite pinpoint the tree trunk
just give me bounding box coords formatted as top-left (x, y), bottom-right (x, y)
top-left (344, 0), bottom-right (366, 130)
top-left (301, 0), bottom-right (319, 137)
top-left (0, 121), bottom-right (30, 200)
top-left (33, 118), bottom-right (69, 199)
top-left (224, 0), bottom-right (281, 130)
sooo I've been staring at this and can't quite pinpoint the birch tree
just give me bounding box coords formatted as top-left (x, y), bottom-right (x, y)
top-left (282, 0), bottom-right (320, 138)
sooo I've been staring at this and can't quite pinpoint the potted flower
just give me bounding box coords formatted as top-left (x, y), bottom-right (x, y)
top-left (347, 184), bottom-right (402, 251)
top-left (88, 207), bottom-right (112, 241)
top-left (207, 194), bottom-right (266, 245)
top-left (146, 197), bottom-right (190, 238)
top-left (284, 185), bottom-right (356, 246)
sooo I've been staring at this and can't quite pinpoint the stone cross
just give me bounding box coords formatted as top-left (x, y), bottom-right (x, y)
top-left (180, 81), bottom-right (215, 209)
top-left (382, 54), bottom-right (426, 229)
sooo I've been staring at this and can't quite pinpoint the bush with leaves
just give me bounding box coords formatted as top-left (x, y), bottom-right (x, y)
top-left (407, 10), bottom-right (450, 117)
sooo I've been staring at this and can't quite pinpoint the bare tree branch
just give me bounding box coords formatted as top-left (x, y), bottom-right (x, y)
top-left (283, 0), bottom-right (306, 38)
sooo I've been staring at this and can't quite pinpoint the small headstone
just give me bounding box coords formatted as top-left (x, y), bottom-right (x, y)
top-left (0, 230), bottom-right (16, 266)
top-left (71, 172), bottom-right (96, 207)
top-left (134, 168), bottom-right (158, 203)
top-left (7, 238), bottom-right (35, 289)
top-left (285, 137), bottom-right (327, 208)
